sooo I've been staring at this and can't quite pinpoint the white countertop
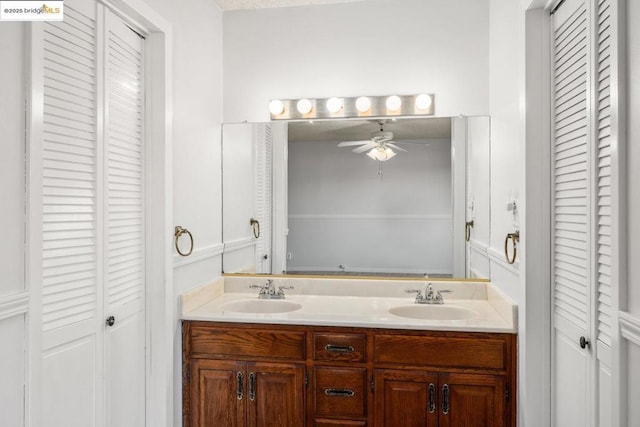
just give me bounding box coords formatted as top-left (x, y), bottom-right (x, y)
top-left (181, 276), bottom-right (517, 333)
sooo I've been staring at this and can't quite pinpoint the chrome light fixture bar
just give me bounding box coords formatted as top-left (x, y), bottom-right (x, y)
top-left (269, 93), bottom-right (435, 120)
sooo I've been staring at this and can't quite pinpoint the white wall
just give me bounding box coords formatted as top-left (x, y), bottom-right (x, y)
top-left (222, 0), bottom-right (490, 122)
top-left (143, 1), bottom-right (224, 426)
top-left (488, 0), bottom-right (530, 425)
top-left (222, 124), bottom-right (256, 273)
top-left (287, 138), bottom-right (452, 274)
top-left (0, 22), bottom-right (27, 426)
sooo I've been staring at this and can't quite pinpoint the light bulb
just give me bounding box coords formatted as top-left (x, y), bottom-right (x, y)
top-left (297, 98), bottom-right (313, 114)
top-left (269, 99), bottom-right (284, 115)
top-left (386, 95), bottom-right (402, 111)
top-left (355, 96), bottom-right (372, 113)
top-left (415, 94), bottom-right (432, 110)
top-left (366, 148), bottom-right (378, 160)
top-left (326, 97), bottom-right (343, 113)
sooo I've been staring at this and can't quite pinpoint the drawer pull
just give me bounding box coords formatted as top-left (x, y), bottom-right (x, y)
top-left (324, 388), bottom-right (356, 397)
top-left (324, 344), bottom-right (355, 353)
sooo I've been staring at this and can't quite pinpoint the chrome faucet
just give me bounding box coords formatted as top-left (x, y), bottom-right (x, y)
top-left (406, 284), bottom-right (452, 304)
top-left (250, 279), bottom-right (293, 299)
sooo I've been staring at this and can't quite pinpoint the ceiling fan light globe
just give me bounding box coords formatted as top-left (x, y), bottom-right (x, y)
top-left (366, 148), bottom-right (379, 160)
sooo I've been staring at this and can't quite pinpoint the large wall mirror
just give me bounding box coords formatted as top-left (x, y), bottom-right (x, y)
top-left (221, 116), bottom-right (491, 280)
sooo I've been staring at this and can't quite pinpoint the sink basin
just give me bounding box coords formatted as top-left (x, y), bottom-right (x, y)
top-left (222, 299), bottom-right (302, 314)
top-left (389, 305), bottom-right (478, 321)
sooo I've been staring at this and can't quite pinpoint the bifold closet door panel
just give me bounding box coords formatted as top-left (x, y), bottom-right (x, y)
top-left (41, 0), bottom-right (101, 425)
top-left (103, 8), bottom-right (145, 427)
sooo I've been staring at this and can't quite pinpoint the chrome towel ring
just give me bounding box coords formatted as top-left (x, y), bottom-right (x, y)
top-left (250, 218), bottom-right (260, 239)
top-left (174, 226), bottom-right (194, 257)
top-left (504, 231), bottom-right (520, 264)
top-left (465, 220), bottom-right (475, 242)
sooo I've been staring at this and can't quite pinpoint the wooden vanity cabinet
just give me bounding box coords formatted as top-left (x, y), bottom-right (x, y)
top-left (183, 322), bottom-right (306, 427)
top-left (183, 322), bottom-right (516, 427)
top-left (373, 370), bottom-right (505, 427)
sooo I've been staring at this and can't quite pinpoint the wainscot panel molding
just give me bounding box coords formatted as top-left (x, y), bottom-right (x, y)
top-left (619, 312), bottom-right (640, 347)
top-left (173, 243), bottom-right (224, 268)
top-left (0, 292), bottom-right (29, 320)
top-left (288, 214), bottom-right (453, 220)
top-left (223, 237), bottom-right (255, 253)
top-left (487, 246), bottom-right (520, 275)
top-left (469, 238), bottom-right (490, 257)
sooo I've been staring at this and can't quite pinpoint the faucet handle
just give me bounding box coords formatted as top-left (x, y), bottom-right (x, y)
top-left (249, 284), bottom-right (265, 289)
top-left (406, 289), bottom-right (422, 295)
top-left (434, 289), bottom-right (452, 303)
top-left (279, 285), bottom-right (294, 291)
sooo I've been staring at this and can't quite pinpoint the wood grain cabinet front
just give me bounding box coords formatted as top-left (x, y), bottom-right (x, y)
top-left (188, 359), bottom-right (304, 427)
top-left (183, 322), bottom-right (516, 427)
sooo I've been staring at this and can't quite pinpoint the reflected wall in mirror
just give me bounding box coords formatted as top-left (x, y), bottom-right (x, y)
top-left (221, 116), bottom-right (491, 280)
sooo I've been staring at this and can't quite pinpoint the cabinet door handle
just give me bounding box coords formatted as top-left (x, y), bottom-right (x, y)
top-left (324, 388), bottom-right (355, 397)
top-left (442, 384), bottom-right (449, 415)
top-left (249, 372), bottom-right (256, 401)
top-left (324, 344), bottom-right (355, 353)
top-left (236, 371), bottom-right (243, 401)
top-left (428, 383), bottom-right (436, 413)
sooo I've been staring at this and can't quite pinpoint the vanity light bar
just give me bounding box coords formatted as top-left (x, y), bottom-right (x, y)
top-left (269, 94), bottom-right (435, 120)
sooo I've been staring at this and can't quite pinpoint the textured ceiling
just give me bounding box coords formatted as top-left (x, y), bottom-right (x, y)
top-left (215, 0), bottom-right (362, 10)
top-left (288, 118), bottom-right (452, 143)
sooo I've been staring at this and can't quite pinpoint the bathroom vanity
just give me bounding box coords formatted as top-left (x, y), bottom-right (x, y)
top-left (181, 276), bottom-right (517, 427)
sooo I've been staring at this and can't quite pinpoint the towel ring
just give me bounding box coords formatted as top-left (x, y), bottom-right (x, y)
top-left (174, 226), bottom-right (194, 257)
top-left (504, 231), bottom-right (520, 265)
top-left (250, 218), bottom-right (260, 239)
top-left (465, 220), bottom-right (475, 242)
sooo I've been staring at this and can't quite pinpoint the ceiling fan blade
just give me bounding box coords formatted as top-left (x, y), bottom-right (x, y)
top-left (352, 142), bottom-right (377, 153)
top-left (337, 140), bottom-right (373, 147)
top-left (393, 140), bottom-right (432, 145)
top-left (386, 143), bottom-right (408, 152)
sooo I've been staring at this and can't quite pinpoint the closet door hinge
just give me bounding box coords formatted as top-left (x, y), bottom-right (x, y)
top-left (505, 384), bottom-right (510, 402)
top-left (370, 374), bottom-right (374, 394)
top-left (305, 370), bottom-right (309, 389)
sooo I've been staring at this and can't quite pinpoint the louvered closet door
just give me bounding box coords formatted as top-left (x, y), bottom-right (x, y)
top-left (41, 1), bottom-right (101, 425)
top-left (38, 1), bottom-right (146, 425)
top-left (103, 9), bottom-right (145, 427)
top-left (551, 0), bottom-right (591, 425)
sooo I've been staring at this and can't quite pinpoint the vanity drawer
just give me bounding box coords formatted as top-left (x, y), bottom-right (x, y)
top-left (374, 334), bottom-right (507, 370)
top-left (189, 324), bottom-right (305, 360)
top-left (314, 367), bottom-right (367, 417)
top-left (314, 333), bottom-right (367, 362)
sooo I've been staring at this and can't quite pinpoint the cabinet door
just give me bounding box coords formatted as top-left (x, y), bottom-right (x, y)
top-left (374, 369), bottom-right (438, 427)
top-left (247, 362), bottom-right (305, 427)
top-left (438, 373), bottom-right (505, 427)
top-left (190, 360), bottom-right (246, 427)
